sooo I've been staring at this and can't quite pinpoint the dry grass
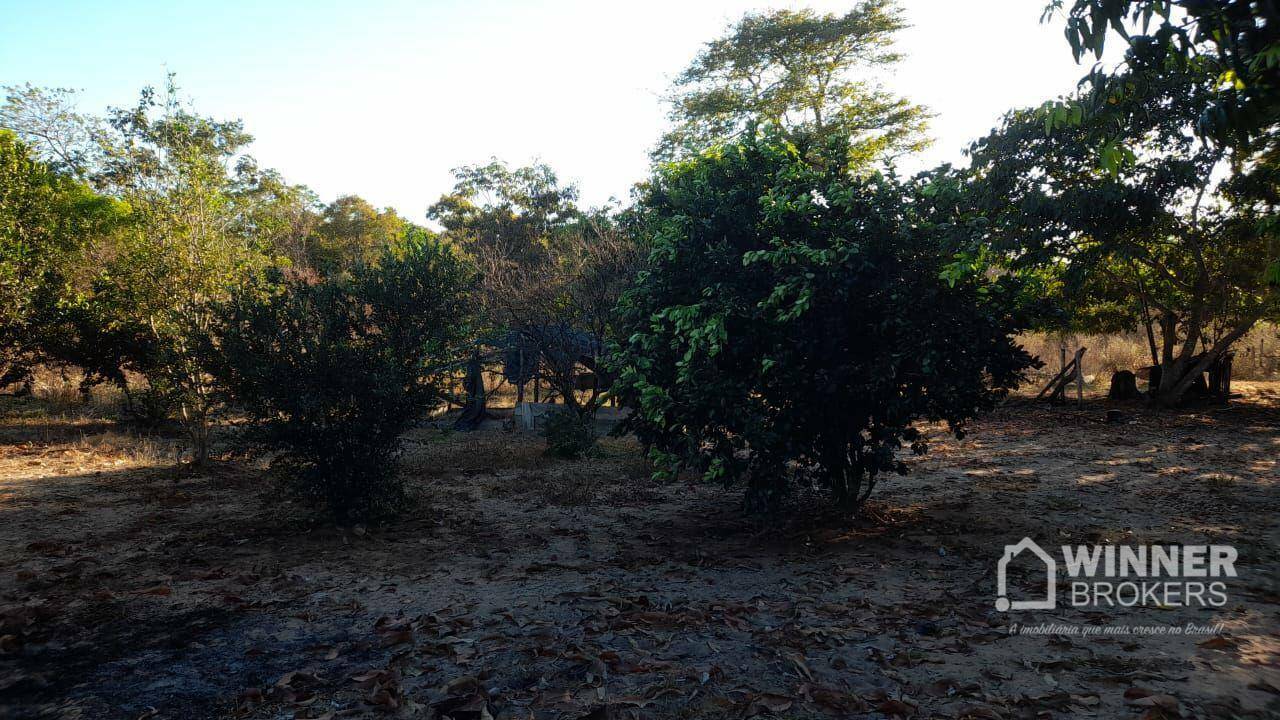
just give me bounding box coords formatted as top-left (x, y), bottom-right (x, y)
top-left (21, 366), bottom-right (126, 417)
top-left (1020, 323), bottom-right (1280, 386)
top-left (68, 429), bottom-right (183, 466)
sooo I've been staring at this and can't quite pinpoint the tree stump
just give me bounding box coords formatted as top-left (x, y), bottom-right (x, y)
top-left (1108, 370), bottom-right (1141, 401)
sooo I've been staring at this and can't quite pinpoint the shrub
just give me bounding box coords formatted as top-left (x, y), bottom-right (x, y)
top-left (209, 236), bottom-right (471, 523)
top-left (543, 406), bottom-right (597, 459)
top-left (121, 379), bottom-right (178, 429)
top-left (610, 133), bottom-right (1038, 513)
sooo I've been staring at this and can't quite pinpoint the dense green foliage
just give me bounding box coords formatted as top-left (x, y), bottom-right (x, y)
top-left (543, 406), bottom-right (598, 459)
top-left (1047, 0), bottom-right (1278, 150)
top-left (90, 84), bottom-right (287, 454)
top-left (611, 133), bottom-right (1037, 512)
top-left (429, 160), bottom-right (582, 263)
top-left (0, 130), bottom-right (127, 390)
top-left (0, 131), bottom-right (76, 380)
top-left (208, 238), bottom-right (471, 522)
top-left (311, 194), bottom-right (409, 275)
top-left (956, 2), bottom-right (1280, 405)
top-left (971, 60), bottom-right (1278, 405)
top-left (1, 81), bottom-right (422, 453)
top-left (656, 0), bottom-right (929, 166)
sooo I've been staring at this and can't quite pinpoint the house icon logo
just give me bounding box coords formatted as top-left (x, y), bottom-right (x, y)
top-left (996, 537), bottom-right (1057, 611)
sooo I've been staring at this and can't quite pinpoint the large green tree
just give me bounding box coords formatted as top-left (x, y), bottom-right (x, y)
top-left (656, 0), bottom-right (929, 166)
top-left (233, 166), bottom-right (323, 274)
top-left (0, 130), bottom-right (124, 389)
top-left (311, 194), bottom-right (409, 275)
top-left (970, 62), bottom-right (1279, 406)
top-left (83, 80), bottom-right (281, 458)
top-left (611, 133), bottom-right (1036, 513)
top-left (428, 159), bottom-right (581, 263)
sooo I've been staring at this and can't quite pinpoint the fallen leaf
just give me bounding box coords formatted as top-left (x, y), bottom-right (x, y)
top-left (876, 698), bottom-right (916, 718)
top-left (745, 693), bottom-right (793, 716)
top-left (1196, 636), bottom-right (1237, 651)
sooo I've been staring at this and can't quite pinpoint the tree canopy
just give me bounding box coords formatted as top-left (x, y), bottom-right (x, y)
top-left (612, 132), bottom-right (1036, 511)
top-left (209, 237), bottom-right (472, 521)
top-left (971, 59), bottom-right (1278, 404)
top-left (0, 130), bottom-right (125, 388)
top-left (1047, 0), bottom-right (1278, 150)
top-left (656, 0), bottom-right (930, 167)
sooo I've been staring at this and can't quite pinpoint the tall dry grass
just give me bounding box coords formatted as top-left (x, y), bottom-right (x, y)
top-left (1020, 322), bottom-right (1280, 383)
top-left (22, 366), bottom-right (126, 417)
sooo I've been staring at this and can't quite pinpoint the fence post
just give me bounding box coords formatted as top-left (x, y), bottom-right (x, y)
top-left (1074, 347), bottom-right (1085, 406)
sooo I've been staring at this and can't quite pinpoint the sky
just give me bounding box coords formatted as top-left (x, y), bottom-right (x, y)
top-left (1, 0), bottom-right (1121, 220)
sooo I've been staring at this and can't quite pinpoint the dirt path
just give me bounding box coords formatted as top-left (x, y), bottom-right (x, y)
top-left (0, 387), bottom-right (1277, 719)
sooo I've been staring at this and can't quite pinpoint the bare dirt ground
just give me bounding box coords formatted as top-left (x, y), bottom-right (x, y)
top-left (0, 385), bottom-right (1277, 720)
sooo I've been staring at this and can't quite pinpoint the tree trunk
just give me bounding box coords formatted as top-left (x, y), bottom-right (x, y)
top-left (453, 352), bottom-right (489, 431)
top-left (191, 420), bottom-right (210, 466)
top-left (1151, 317), bottom-right (1258, 407)
top-left (184, 403), bottom-right (210, 466)
top-left (515, 347), bottom-right (526, 407)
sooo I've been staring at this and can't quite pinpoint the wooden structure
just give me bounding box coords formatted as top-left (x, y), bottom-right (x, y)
top-left (1036, 347), bottom-right (1087, 405)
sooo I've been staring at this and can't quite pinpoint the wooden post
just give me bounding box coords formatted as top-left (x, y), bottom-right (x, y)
top-left (1037, 346), bottom-right (1089, 403)
top-left (1074, 347), bottom-right (1085, 406)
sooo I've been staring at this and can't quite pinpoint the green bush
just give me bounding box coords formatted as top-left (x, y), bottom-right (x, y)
top-left (121, 380), bottom-right (178, 429)
top-left (209, 236), bottom-right (471, 523)
top-left (543, 406), bottom-right (597, 459)
top-left (610, 132), bottom-right (1038, 513)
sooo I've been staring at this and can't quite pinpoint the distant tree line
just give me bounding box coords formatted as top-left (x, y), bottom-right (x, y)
top-left (1, 0), bottom-right (1275, 521)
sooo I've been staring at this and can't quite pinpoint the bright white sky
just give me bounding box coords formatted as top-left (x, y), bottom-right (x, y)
top-left (1, 0), bottom-right (1122, 219)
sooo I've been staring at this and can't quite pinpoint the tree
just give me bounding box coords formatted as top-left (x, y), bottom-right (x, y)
top-left (311, 194), bottom-right (408, 275)
top-left (428, 159), bottom-right (581, 263)
top-left (478, 212), bottom-right (642, 419)
top-left (0, 129), bottom-right (65, 387)
top-left (430, 160), bottom-right (641, 447)
top-left (209, 236), bottom-right (471, 523)
top-left (610, 132), bottom-right (1037, 513)
top-left (0, 84), bottom-right (105, 178)
top-left (233, 166), bottom-right (323, 274)
top-left (84, 79), bottom-right (280, 458)
top-left (1046, 0), bottom-right (1278, 149)
top-left (972, 56), bottom-right (1279, 406)
top-left (0, 130), bottom-right (125, 390)
top-left (430, 160), bottom-right (611, 418)
top-left (656, 0), bottom-right (930, 166)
